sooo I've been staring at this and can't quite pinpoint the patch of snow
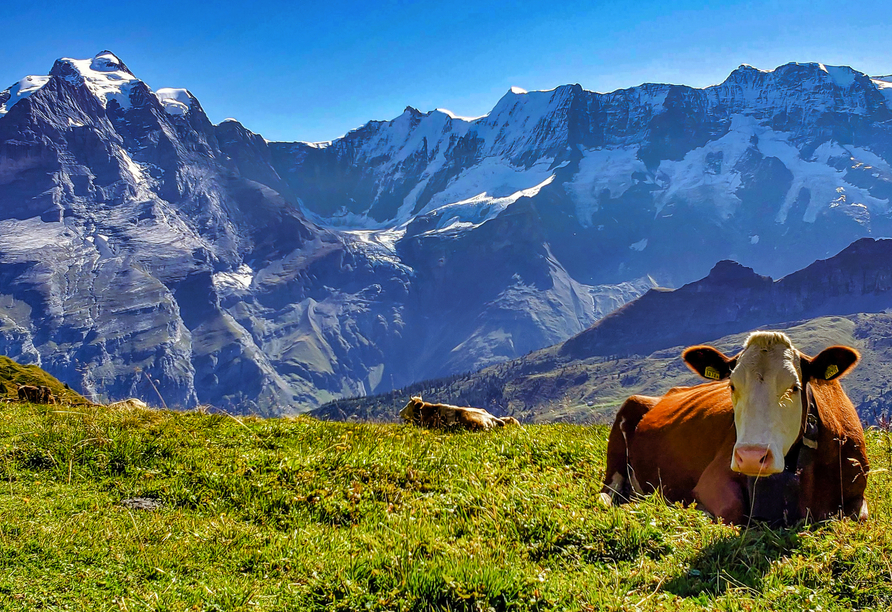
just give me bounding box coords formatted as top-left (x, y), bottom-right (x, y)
top-left (298, 140), bottom-right (332, 149)
top-left (872, 77), bottom-right (892, 110)
top-left (54, 52), bottom-right (140, 110)
top-left (117, 147), bottom-right (147, 186)
top-left (343, 228), bottom-right (411, 271)
top-left (738, 63), bottom-right (771, 73)
top-left (750, 235), bottom-right (759, 244)
top-left (404, 156), bottom-right (557, 226)
top-left (820, 64), bottom-right (856, 88)
top-left (568, 147), bottom-right (648, 226)
top-left (629, 238), bottom-right (648, 251)
top-left (0, 75), bottom-right (51, 115)
top-left (420, 174), bottom-right (556, 234)
top-left (758, 136), bottom-right (890, 223)
top-left (477, 86), bottom-right (575, 158)
top-left (155, 88), bottom-right (192, 115)
top-left (434, 108), bottom-right (482, 122)
top-left (510, 86), bottom-right (527, 94)
top-left (652, 115), bottom-right (755, 218)
top-left (91, 233), bottom-right (114, 258)
top-left (212, 264), bottom-right (254, 291)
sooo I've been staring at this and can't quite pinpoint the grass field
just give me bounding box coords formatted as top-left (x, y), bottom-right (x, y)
top-left (2, 402), bottom-right (892, 611)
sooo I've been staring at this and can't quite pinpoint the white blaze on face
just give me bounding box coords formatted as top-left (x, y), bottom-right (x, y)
top-left (729, 332), bottom-right (803, 476)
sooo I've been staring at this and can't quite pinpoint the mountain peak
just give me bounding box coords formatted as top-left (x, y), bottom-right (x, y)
top-left (48, 51), bottom-right (141, 109)
top-left (723, 61), bottom-right (867, 90)
top-left (90, 51), bottom-right (133, 75)
top-left (700, 260), bottom-right (771, 287)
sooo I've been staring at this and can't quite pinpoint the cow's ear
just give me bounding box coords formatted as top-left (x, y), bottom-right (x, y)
top-left (682, 345), bottom-right (737, 381)
top-left (803, 346), bottom-right (859, 381)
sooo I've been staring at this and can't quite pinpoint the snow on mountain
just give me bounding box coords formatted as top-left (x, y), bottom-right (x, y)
top-left (47, 51), bottom-right (142, 110)
top-left (155, 88), bottom-right (194, 115)
top-left (274, 62), bottom-right (892, 237)
top-left (873, 75), bottom-right (892, 109)
top-left (0, 75), bottom-right (51, 115)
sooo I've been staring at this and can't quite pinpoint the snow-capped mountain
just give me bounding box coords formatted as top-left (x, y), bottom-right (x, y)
top-left (0, 52), bottom-right (651, 411)
top-left (1, 52), bottom-right (890, 412)
top-left (274, 62), bottom-right (892, 284)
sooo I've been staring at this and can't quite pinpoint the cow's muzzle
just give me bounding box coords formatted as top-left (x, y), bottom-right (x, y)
top-left (733, 444), bottom-right (780, 476)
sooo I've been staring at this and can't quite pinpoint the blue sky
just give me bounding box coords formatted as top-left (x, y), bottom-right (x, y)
top-left (2, 0), bottom-right (891, 143)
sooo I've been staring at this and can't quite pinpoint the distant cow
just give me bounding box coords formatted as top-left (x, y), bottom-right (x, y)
top-left (18, 385), bottom-right (42, 403)
top-left (400, 397), bottom-right (520, 431)
top-left (600, 331), bottom-right (869, 524)
top-left (38, 386), bottom-right (55, 404)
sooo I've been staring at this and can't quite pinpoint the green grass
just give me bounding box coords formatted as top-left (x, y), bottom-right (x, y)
top-left (2, 403), bottom-right (892, 610)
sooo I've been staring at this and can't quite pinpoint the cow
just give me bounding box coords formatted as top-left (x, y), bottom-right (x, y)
top-left (399, 397), bottom-right (520, 431)
top-left (17, 385), bottom-right (42, 403)
top-left (38, 386), bottom-right (53, 404)
top-left (599, 331), bottom-right (869, 524)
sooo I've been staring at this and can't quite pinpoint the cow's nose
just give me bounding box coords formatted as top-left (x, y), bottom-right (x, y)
top-left (733, 445), bottom-right (776, 475)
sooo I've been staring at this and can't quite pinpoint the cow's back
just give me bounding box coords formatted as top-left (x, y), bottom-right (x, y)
top-left (629, 382), bottom-right (737, 503)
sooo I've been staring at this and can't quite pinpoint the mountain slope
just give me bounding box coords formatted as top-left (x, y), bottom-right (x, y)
top-left (315, 238), bottom-right (892, 424)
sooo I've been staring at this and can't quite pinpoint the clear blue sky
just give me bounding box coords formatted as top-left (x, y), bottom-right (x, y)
top-left (2, 0), bottom-right (891, 143)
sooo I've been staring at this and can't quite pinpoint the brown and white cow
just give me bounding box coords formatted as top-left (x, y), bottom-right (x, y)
top-left (17, 385), bottom-right (42, 403)
top-left (399, 397), bottom-right (520, 431)
top-left (600, 331), bottom-right (869, 524)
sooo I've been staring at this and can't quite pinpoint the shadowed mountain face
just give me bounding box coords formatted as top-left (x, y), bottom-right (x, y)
top-left (562, 237), bottom-right (892, 359)
top-left (2, 53), bottom-right (892, 412)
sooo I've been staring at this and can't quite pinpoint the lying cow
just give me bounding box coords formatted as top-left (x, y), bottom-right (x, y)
top-left (400, 397), bottom-right (520, 431)
top-left (600, 331), bottom-right (869, 524)
top-left (17, 385), bottom-right (42, 403)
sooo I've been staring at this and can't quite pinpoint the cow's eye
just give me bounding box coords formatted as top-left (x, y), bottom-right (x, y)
top-left (791, 383), bottom-right (801, 393)
top-left (729, 383), bottom-right (735, 393)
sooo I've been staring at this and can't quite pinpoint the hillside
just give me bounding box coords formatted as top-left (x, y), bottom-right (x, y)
top-left (314, 314), bottom-right (892, 425)
top-left (316, 238), bottom-right (892, 424)
top-left (2, 401), bottom-right (892, 610)
top-left (0, 355), bottom-right (89, 404)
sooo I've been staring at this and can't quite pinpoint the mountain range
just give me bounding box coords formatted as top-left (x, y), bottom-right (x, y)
top-left (1, 51), bottom-right (891, 412)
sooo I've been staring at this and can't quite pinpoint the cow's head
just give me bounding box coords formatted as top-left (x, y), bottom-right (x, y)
top-left (399, 396), bottom-right (424, 423)
top-left (683, 332), bottom-right (858, 476)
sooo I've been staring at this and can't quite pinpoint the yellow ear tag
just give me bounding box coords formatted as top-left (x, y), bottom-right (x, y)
top-left (704, 366), bottom-right (721, 380)
top-left (825, 364), bottom-right (839, 379)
